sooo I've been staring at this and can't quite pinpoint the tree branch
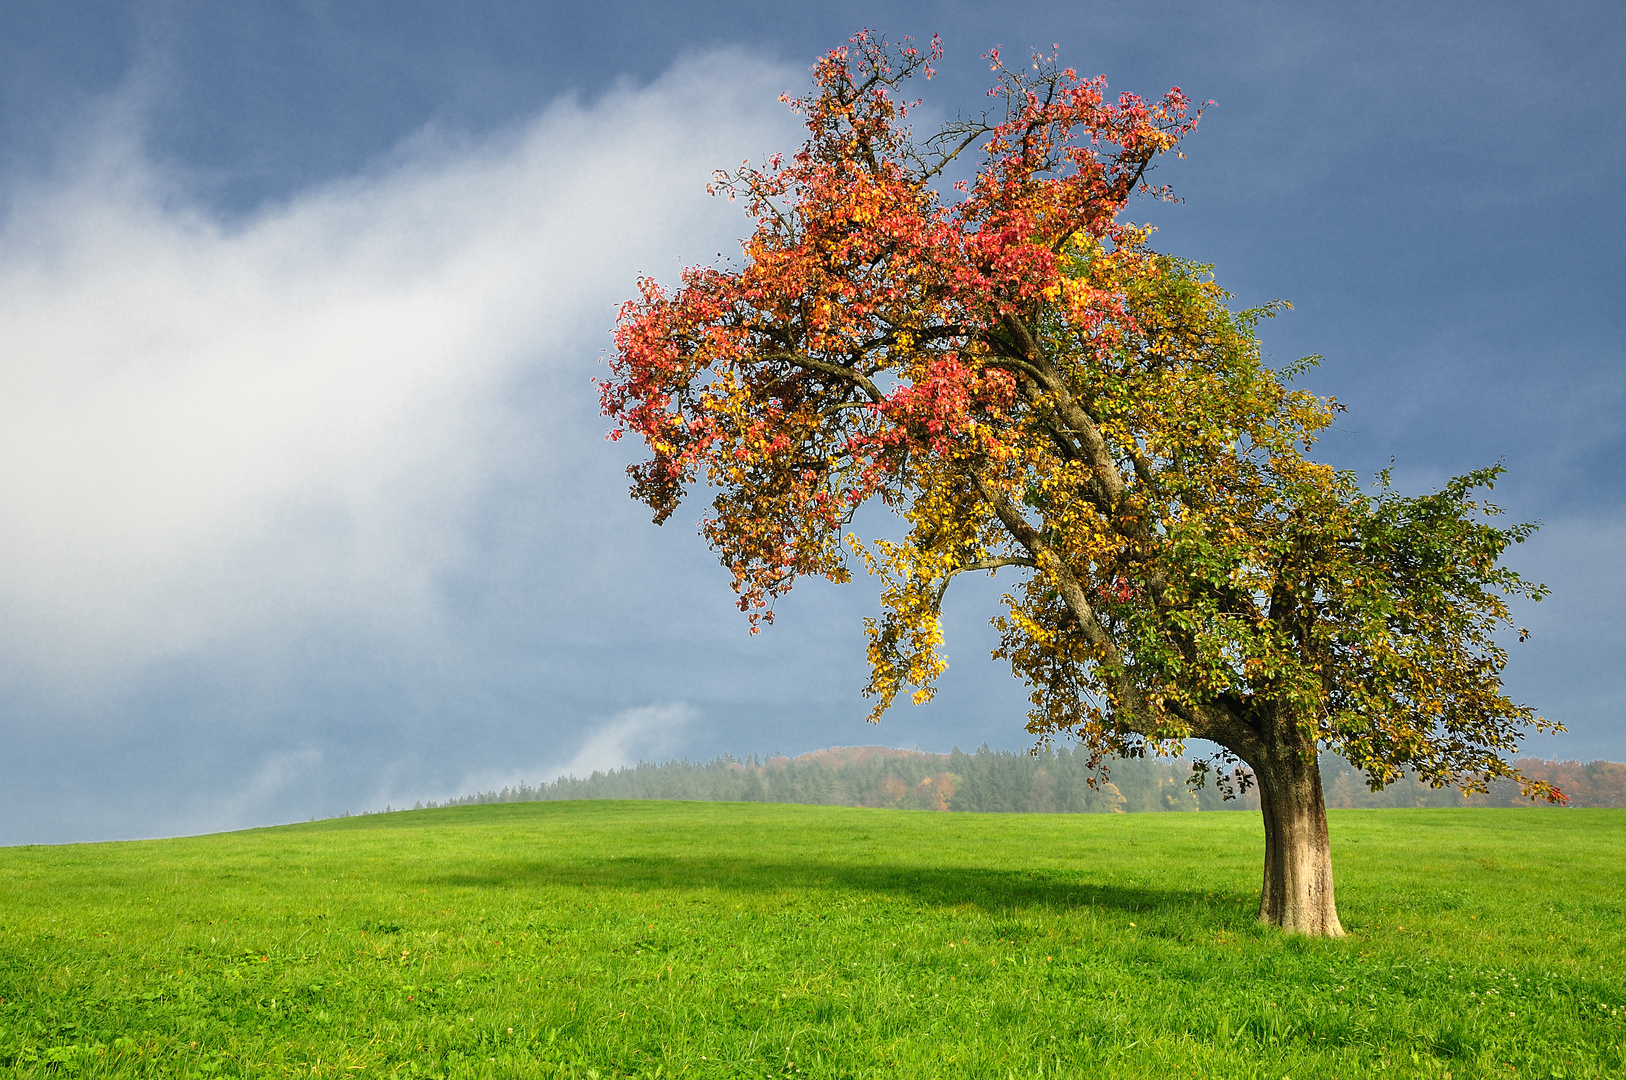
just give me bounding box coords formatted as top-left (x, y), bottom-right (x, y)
top-left (969, 472), bottom-right (1151, 729)
top-left (759, 351), bottom-right (886, 403)
top-left (982, 353), bottom-right (1052, 386)
top-left (916, 126), bottom-right (988, 183)
top-left (1115, 151), bottom-right (1154, 203)
top-left (1013, 378), bottom-right (1087, 463)
top-left (931, 555), bottom-right (1037, 612)
top-left (996, 314), bottom-right (1127, 510)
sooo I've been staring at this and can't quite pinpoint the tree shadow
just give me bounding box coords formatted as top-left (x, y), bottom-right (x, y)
top-left (424, 854), bottom-right (1222, 918)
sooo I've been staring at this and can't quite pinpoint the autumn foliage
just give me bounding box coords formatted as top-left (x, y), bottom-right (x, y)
top-left (601, 33), bottom-right (1558, 934)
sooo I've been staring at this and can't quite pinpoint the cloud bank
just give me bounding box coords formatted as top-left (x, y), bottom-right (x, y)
top-left (0, 54), bottom-right (816, 841)
top-left (0, 55), bottom-right (795, 692)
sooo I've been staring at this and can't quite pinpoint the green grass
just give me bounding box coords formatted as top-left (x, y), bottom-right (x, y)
top-left (1, 803), bottom-right (1622, 1078)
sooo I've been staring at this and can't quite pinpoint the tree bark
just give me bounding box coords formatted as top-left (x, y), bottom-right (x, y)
top-left (1250, 740), bottom-right (1344, 936)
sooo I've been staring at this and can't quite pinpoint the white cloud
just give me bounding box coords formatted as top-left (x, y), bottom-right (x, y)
top-left (0, 54), bottom-right (798, 696)
top-left (450, 701), bottom-right (699, 800)
top-left (553, 702), bottom-right (700, 778)
top-left (215, 746), bottom-right (324, 830)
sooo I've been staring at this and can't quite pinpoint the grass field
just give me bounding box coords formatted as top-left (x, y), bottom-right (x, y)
top-left (1, 803), bottom-right (1622, 1079)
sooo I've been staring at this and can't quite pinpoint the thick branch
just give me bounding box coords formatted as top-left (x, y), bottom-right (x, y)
top-left (996, 315), bottom-right (1127, 509)
top-left (970, 473), bottom-right (1148, 725)
top-left (760, 351), bottom-right (885, 403)
top-left (1125, 443), bottom-right (1157, 492)
top-left (1180, 697), bottom-right (1266, 762)
top-left (982, 353), bottom-right (1054, 387)
top-left (1013, 377), bottom-right (1087, 463)
top-left (818, 401), bottom-right (874, 418)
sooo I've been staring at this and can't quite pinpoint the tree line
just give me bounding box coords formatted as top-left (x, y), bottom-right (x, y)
top-left (403, 746), bottom-right (1624, 815)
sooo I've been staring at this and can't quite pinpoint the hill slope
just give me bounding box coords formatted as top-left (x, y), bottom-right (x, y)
top-left (2, 802), bottom-right (1623, 1077)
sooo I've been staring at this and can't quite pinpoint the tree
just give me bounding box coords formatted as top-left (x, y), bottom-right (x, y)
top-left (600, 33), bottom-right (1562, 936)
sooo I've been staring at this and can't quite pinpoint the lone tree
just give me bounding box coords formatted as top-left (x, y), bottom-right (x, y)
top-left (601, 33), bottom-right (1560, 935)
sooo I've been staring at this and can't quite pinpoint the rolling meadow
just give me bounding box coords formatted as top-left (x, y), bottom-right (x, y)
top-left (1, 802), bottom-right (1622, 1078)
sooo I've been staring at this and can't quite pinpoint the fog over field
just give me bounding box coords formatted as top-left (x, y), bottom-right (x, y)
top-left (0, 1), bottom-right (1620, 844)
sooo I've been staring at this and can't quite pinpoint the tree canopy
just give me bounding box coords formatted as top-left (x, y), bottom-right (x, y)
top-left (600, 33), bottom-right (1559, 935)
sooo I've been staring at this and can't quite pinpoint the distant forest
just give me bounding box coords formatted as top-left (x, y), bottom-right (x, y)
top-left (395, 745), bottom-right (1626, 816)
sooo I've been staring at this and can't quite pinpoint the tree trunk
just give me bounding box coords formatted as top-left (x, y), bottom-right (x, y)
top-left (1252, 742), bottom-right (1344, 936)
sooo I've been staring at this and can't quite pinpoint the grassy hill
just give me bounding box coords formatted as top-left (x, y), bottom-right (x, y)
top-left (2, 803), bottom-right (1622, 1078)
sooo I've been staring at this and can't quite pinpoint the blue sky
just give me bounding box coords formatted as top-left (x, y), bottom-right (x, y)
top-left (1, 1), bottom-right (1621, 844)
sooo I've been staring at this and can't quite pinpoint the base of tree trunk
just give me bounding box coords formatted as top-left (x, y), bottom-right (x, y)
top-left (1255, 747), bottom-right (1344, 937)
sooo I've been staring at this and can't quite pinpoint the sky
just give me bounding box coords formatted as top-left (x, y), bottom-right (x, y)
top-left (1, 1), bottom-right (1621, 845)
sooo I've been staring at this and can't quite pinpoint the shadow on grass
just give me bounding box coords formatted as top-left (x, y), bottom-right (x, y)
top-left (425, 855), bottom-right (1234, 918)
